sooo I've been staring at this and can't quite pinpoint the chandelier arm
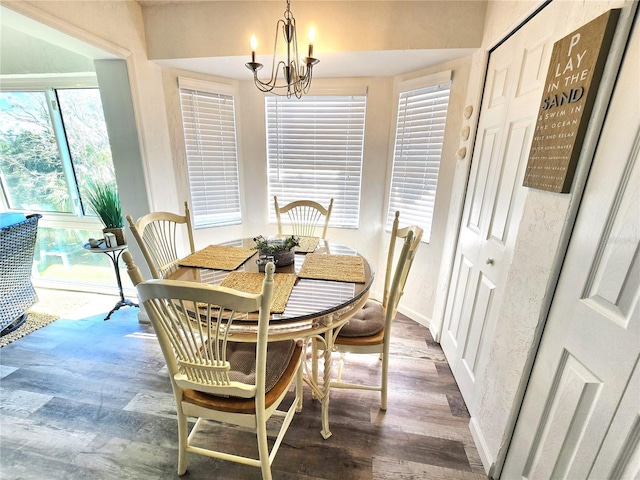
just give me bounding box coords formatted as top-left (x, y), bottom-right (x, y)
top-left (303, 67), bottom-right (313, 94)
top-left (266, 19), bottom-right (286, 85)
top-left (255, 61), bottom-right (289, 93)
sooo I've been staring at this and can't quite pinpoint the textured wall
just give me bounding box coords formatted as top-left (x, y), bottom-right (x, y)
top-left (141, 1), bottom-right (486, 60)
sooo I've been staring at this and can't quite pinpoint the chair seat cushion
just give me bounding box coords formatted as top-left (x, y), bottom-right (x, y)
top-left (183, 340), bottom-right (302, 414)
top-left (226, 339), bottom-right (295, 392)
top-left (338, 300), bottom-right (385, 337)
top-left (0, 212), bottom-right (26, 228)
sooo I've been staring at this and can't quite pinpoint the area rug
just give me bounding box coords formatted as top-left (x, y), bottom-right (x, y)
top-left (0, 312), bottom-right (59, 348)
top-left (30, 289), bottom-right (94, 318)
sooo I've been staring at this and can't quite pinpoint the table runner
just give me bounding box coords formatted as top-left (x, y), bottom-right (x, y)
top-left (297, 253), bottom-right (366, 283)
top-left (220, 272), bottom-right (297, 313)
top-left (178, 245), bottom-right (255, 271)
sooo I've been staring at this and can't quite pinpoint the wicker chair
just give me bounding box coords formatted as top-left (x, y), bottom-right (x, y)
top-left (0, 213), bottom-right (42, 335)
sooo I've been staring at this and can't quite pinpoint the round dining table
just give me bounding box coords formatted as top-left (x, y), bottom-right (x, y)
top-left (126, 237), bottom-right (375, 439)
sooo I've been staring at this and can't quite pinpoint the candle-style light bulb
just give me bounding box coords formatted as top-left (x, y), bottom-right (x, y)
top-left (307, 27), bottom-right (315, 58)
top-left (250, 35), bottom-right (258, 63)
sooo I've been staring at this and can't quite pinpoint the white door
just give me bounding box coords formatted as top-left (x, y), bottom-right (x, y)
top-left (501, 21), bottom-right (640, 479)
top-left (440, 5), bottom-right (554, 412)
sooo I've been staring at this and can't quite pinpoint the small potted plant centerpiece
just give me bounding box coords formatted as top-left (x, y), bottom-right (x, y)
top-left (85, 179), bottom-right (126, 245)
top-left (253, 235), bottom-right (299, 267)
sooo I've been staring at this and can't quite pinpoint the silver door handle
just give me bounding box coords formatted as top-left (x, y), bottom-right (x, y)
top-left (486, 258), bottom-right (494, 265)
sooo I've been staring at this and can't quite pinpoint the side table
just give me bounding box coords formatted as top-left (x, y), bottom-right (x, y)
top-left (84, 243), bottom-right (139, 320)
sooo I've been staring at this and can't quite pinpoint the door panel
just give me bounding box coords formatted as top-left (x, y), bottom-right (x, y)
top-left (469, 128), bottom-right (501, 232)
top-left (447, 255), bottom-right (474, 344)
top-left (460, 273), bottom-right (496, 379)
top-left (516, 38), bottom-right (548, 97)
top-left (489, 121), bottom-right (533, 243)
top-left (523, 352), bottom-right (603, 480)
top-left (589, 361), bottom-right (640, 479)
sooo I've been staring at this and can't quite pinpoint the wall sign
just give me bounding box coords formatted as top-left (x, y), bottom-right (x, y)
top-left (523, 9), bottom-right (620, 193)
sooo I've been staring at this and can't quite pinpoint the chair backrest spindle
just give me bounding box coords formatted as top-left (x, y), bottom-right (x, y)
top-left (127, 201), bottom-right (195, 278)
top-left (383, 211), bottom-right (423, 313)
top-left (137, 263), bottom-right (275, 399)
top-left (274, 196), bottom-right (334, 239)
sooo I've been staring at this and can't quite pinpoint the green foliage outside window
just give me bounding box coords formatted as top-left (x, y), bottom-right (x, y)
top-left (0, 89), bottom-right (116, 214)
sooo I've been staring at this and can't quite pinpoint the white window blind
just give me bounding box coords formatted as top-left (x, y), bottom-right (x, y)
top-left (265, 95), bottom-right (366, 228)
top-left (178, 78), bottom-right (241, 228)
top-left (386, 75), bottom-right (451, 242)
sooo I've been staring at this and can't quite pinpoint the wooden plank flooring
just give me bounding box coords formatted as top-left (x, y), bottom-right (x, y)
top-left (0, 290), bottom-right (488, 479)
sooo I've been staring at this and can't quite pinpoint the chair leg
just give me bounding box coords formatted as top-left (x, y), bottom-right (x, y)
top-left (256, 421), bottom-right (272, 480)
top-left (380, 352), bottom-right (389, 411)
top-left (296, 358), bottom-right (304, 412)
top-left (311, 338), bottom-right (318, 388)
top-left (176, 411), bottom-right (189, 475)
top-left (336, 352), bottom-right (346, 382)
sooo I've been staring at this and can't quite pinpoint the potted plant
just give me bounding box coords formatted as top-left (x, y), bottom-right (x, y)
top-left (253, 235), bottom-right (299, 267)
top-left (84, 179), bottom-right (126, 245)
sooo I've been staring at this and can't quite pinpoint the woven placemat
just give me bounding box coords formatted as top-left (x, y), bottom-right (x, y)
top-left (220, 272), bottom-right (297, 313)
top-left (294, 236), bottom-right (320, 253)
top-left (178, 245), bottom-right (256, 271)
top-left (297, 254), bottom-right (366, 283)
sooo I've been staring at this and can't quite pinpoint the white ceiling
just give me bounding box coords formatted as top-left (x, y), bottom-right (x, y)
top-left (154, 48), bottom-right (476, 80)
top-left (0, 6), bottom-right (118, 60)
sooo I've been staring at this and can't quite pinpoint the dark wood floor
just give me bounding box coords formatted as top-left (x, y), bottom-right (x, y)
top-left (0, 290), bottom-right (488, 479)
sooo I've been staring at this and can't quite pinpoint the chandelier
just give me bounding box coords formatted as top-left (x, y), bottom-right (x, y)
top-left (245, 0), bottom-right (319, 98)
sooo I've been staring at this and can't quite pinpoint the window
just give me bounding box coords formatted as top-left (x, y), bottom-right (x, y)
top-left (0, 83), bottom-right (133, 292)
top-left (178, 78), bottom-right (241, 228)
top-left (0, 88), bottom-right (114, 214)
top-left (386, 72), bottom-right (452, 242)
top-left (265, 94), bottom-right (367, 228)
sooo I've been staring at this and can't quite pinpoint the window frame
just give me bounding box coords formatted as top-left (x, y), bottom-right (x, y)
top-left (385, 70), bottom-right (452, 243)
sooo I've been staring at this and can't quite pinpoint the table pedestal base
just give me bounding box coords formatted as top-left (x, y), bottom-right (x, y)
top-left (303, 294), bottom-right (369, 440)
top-left (105, 298), bottom-right (138, 321)
top-left (303, 335), bottom-right (336, 439)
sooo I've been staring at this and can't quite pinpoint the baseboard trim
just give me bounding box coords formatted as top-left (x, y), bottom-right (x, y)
top-left (137, 307), bottom-right (150, 324)
top-left (428, 322), bottom-right (441, 343)
top-left (469, 416), bottom-right (495, 477)
top-left (397, 304), bottom-right (430, 328)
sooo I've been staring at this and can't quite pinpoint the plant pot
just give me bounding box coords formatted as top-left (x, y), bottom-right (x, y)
top-left (103, 227), bottom-right (126, 246)
top-left (261, 249), bottom-right (295, 267)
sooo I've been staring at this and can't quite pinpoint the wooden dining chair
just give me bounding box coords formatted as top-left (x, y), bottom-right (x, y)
top-left (130, 260), bottom-right (303, 480)
top-left (126, 201), bottom-right (195, 279)
top-left (274, 196), bottom-right (334, 239)
top-left (325, 211), bottom-right (423, 410)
